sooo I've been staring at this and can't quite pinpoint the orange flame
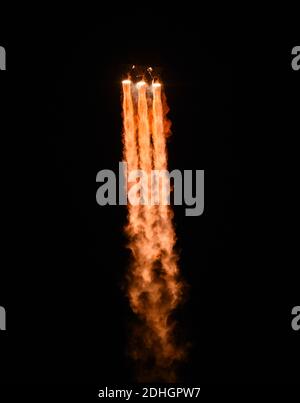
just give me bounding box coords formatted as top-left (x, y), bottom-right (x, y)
top-left (122, 78), bottom-right (185, 382)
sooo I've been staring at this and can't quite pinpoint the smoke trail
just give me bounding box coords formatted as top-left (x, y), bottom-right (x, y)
top-left (122, 79), bottom-right (185, 382)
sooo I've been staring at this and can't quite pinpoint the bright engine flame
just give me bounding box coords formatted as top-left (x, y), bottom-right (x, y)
top-left (122, 77), bottom-right (185, 382)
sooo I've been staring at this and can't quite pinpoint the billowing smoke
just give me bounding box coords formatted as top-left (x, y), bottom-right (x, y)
top-left (122, 76), bottom-right (186, 382)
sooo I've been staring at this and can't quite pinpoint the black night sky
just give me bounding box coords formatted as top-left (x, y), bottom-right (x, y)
top-left (0, 7), bottom-right (299, 399)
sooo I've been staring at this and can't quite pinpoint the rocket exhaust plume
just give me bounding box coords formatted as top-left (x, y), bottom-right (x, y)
top-left (122, 76), bottom-right (186, 382)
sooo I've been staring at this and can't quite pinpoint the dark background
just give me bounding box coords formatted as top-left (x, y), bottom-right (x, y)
top-left (0, 8), bottom-right (299, 391)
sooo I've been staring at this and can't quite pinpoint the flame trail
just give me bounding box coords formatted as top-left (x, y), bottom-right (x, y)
top-left (122, 78), bottom-right (185, 382)
top-left (122, 80), bottom-right (140, 236)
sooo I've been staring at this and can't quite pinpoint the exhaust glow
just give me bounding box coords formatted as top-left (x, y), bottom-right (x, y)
top-left (122, 76), bottom-right (186, 382)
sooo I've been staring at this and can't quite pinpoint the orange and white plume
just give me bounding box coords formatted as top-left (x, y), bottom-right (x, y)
top-left (122, 77), bottom-right (186, 382)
